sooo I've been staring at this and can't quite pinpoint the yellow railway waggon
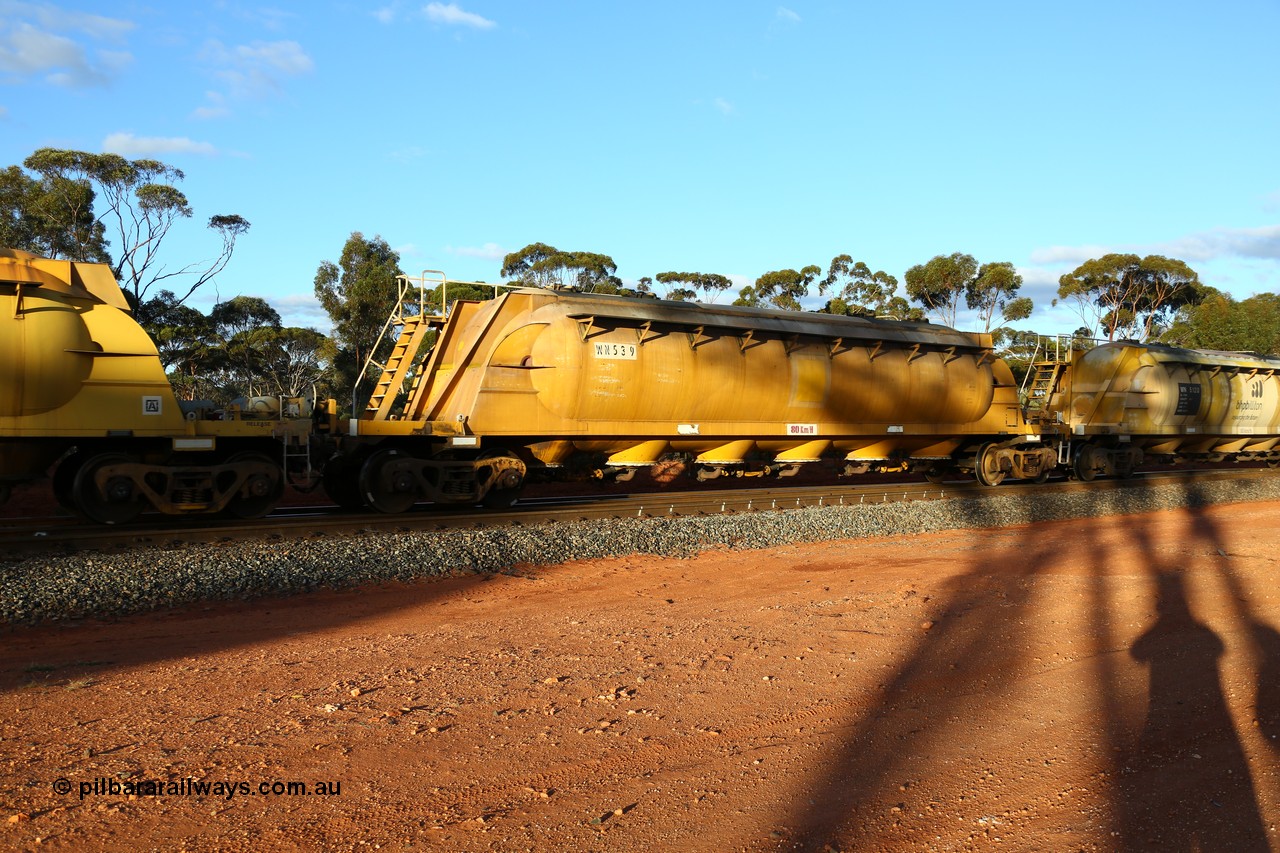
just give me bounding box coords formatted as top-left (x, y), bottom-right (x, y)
top-left (328, 274), bottom-right (1057, 511)
top-left (1034, 341), bottom-right (1280, 480)
top-left (0, 248), bottom-right (332, 522)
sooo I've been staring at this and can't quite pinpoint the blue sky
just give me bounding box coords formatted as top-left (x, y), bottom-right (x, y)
top-left (2, 0), bottom-right (1278, 335)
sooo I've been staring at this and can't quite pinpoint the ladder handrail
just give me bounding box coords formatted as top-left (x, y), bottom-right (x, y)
top-left (352, 274), bottom-right (431, 417)
top-left (351, 269), bottom-right (522, 417)
top-left (1018, 338), bottom-right (1044, 399)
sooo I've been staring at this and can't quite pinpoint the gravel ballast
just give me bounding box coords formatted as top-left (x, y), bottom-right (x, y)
top-left (4, 477), bottom-right (1280, 624)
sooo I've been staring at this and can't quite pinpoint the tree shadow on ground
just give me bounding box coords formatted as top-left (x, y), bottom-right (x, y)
top-left (786, 486), bottom-right (1276, 852)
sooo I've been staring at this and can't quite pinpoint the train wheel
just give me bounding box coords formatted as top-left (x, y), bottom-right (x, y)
top-left (359, 449), bottom-right (418, 514)
top-left (974, 444), bottom-right (1006, 487)
top-left (322, 453), bottom-right (365, 509)
top-left (1032, 467), bottom-right (1051, 485)
top-left (481, 487), bottom-right (520, 509)
top-left (925, 467), bottom-right (971, 484)
top-left (1074, 447), bottom-right (1099, 482)
top-left (225, 452), bottom-right (284, 519)
top-left (52, 451), bottom-right (85, 512)
top-left (72, 453), bottom-right (143, 524)
top-left (479, 450), bottom-right (524, 509)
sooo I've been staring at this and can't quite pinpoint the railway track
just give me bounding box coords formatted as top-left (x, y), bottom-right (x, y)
top-left (0, 468), bottom-right (1265, 562)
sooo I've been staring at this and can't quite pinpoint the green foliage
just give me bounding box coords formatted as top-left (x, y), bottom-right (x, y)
top-left (211, 297), bottom-right (283, 396)
top-left (422, 280), bottom-right (498, 313)
top-left (0, 164), bottom-right (109, 261)
top-left (257, 326), bottom-right (331, 398)
top-left (967, 261), bottom-right (1030, 332)
top-left (654, 271), bottom-right (733, 302)
top-left (901, 253), bottom-right (1033, 331)
top-left (878, 296), bottom-right (926, 322)
top-left (904, 252), bottom-right (978, 327)
top-left (1057, 253), bottom-right (1203, 341)
top-left (1002, 295), bottom-right (1034, 323)
top-left (145, 290), bottom-right (219, 390)
top-left (817, 255), bottom-right (899, 317)
top-left (736, 265), bottom-right (822, 311)
top-left (501, 242), bottom-right (623, 292)
top-left (314, 232), bottom-right (404, 409)
top-left (1161, 290), bottom-right (1280, 355)
top-left (12, 148), bottom-right (249, 311)
top-left (147, 290), bottom-right (332, 403)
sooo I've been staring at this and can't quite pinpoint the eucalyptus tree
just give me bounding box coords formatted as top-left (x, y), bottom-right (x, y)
top-left (654, 271), bottom-right (734, 302)
top-left (1056, 253), bottom-right (1202, 341)
top-left (20, 148), bottom-right (249, 313)
top-left (818, 254), bottom-right (899, 317)
top-left (904, 252), bottom-right (978, 327)
top-left (314, 233), bottom-right (404, 407)
top-left (259, 327), bottom-right (331, 398)
top-left (0, 164), bottom-right (108, 261)
top-left (967, 261), bottom-right (1033, 333)
top-left (735, 265), bottom-right (823, 311)
top-left (501, 242), bottom-right (622, 291)
top-left (1162, 290), bottom-right (1280, 355)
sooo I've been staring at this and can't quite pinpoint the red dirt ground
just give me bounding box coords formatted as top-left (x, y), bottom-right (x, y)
top-left (3, 499), bottom-right (1280, 851)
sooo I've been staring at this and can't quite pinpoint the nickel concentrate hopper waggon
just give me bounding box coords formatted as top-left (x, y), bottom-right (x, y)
top-left (325, 271), bottom-right (1055, 512)
top-left (3, 247), bottom-right (1279, 523)
top-left (1030, 339), bottom-right (1280, 478)
top-left (0, 248), bottom-right (336, 522)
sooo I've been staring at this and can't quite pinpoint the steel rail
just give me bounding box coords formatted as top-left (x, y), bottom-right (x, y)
top-left (0, 468), bottom-right (1268, 562)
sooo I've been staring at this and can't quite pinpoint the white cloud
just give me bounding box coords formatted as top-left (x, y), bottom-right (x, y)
top-left (229, 6), bottom-right (295, 33)
top-left (0, 3), bottom-right (133, 87)
top-left (714, 97), bottom-right (734, 116)
top-left (374, 6), bottom-right (397, 24)
top-left (269, 293), bottom-right (333, 333)
top-left (102, 132), bottom-right (219, 157)
top-left (1029, 224), bottom-right (1280, 267)
top-left (0, 105), bottom-right (8, 119)
top-left (191, 91), bottom-right (230, 120)
top-left (387, 144), bottom-right (429, 163)
top-left (232, 40), bottom-right (313, 75)
top-left (200, 38), bottom-right (314, 101)
top-left (1, 2), bottom-right (134, 40)
top-left (1028, 244), bottom-right (1116, 266)
top-left (1161, 225), bottom-right (1280, 262)
top-left (446, 242), bottom-right (505, 260)
top-left (776, 7), bottom-right (801, 24)
top-left (423, 3), bottom-right (496, 29)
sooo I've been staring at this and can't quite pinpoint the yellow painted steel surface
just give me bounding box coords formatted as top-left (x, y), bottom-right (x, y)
top-left (1049, 342), bottom-right (1280, 454)
top-left (370, 289), bottom-right (1026, 463)
top-left (0, 249), bottom-right (302, 443)
top-left (0, 248), bottom-right (186, 436)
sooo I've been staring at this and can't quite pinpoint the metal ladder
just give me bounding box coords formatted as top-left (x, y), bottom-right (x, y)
top-left (1025, 362), bottom-right (1065, 411)
top-left (364, 315), bottom-right (437, 419)
top-left (282, 431), bottom-right (313, 483)
top-left (357, 271), bottom-right (448, 419)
